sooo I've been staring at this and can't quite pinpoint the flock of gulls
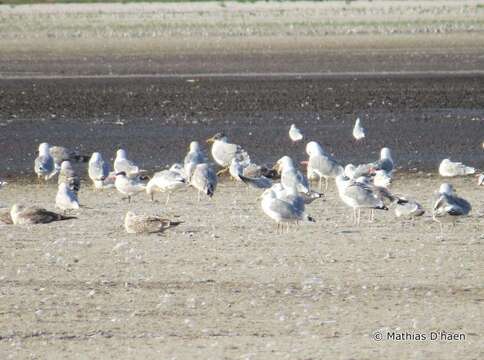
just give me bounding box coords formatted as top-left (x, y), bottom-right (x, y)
top-left (0, 118), bottom-right (482, 236)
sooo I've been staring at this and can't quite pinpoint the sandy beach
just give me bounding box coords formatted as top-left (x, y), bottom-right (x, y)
top-left (0, 175), bottom-right (483, 359)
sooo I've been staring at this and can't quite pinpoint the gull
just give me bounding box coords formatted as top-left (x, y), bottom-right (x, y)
top-left (49, 146), bottom-right (89, 169)
top-left (305, 142), bottom-right (343, 191)
top-left (0, 208), bottom-right (13, 225)
top-left (439, 159), bottom-right (476, 177)
top-left (433, 183), bottom-right (471, 236)
top-left (352, 117), bottom-right (366, 141)
top-left (260, 188), bottom-right (315, 233)
top-left (275, 156), bottom-right (310, 194)
top-left (34, 143), bottom-right (57, 181)
top-left (289, 124), bottom-right (303, 142)
top-left (335, 175), bottom-right (388, 226)
top-left (206, 132), bottom-right (250, 174)
top-left (56, 182), bottom-right (80, 212)
top-left (114, 149), bottom-right (141, 177)
top-left (146, 164), bottom-right (187, 204)
top-left (58, 161), bottom-right (80, 193)
top-left (184, 141), bottom-right (206, 182)
top-left (124, 211), bottom-right (182, 234)
top-left (191, 163), bottom-right (217, 201)
top-left (88, 152), bottom-right (112, 188)
top-left (10, 204), bottom-right (76, 225)
top-left (394, 198), bottom-right (425, 221)
top-left (115, 171), bottom-right (146, 203)
top-left (0, 178), bottom-right (6, 190)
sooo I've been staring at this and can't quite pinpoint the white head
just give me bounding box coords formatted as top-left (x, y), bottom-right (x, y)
top-left (169, 163), bottom-right (184, 173)
top-left (189, 141), bottom-right (201, 152)
top-left (305, 141), bottom-right (324, 156)
top-left (276, 156), bottom-right (295, 172)
top-left (344, 164), bottom-right (356, 178)
top-left (116, 149), bottom-right (127, 159)
top-left (38, 143), bottom-right (50, 155)
top-left (90, 152), bottom-right (103, 163)
top-left (355, 117), bottom-right (361, 125)
top-left (60, 161), bottom-right (72, 171)
top-left (290, 124), bottom-right (296, 130)
top-left (441, 158), bottom-right (451, 165)
top-left (380, 147), bottom-right (392, 161)
top-left (439, 183), bottom-right (454, 195)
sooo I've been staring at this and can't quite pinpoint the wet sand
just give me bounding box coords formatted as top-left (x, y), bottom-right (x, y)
top-left (0, 175), bottom-right (483, 359)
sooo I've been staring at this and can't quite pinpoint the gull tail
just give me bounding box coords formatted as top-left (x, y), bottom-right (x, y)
top-left (464, 166), bottom-right (476, 175)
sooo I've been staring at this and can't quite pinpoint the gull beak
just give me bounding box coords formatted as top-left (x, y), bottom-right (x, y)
top-left (206, 137), bottom-right (215, 144)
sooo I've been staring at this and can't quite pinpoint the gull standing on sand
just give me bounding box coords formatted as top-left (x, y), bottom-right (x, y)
top-left (56, 182), bottom-right (80, 212)
top-left (191, 163), bottom-right (217, 201)
top-left (276, 156), bottom-right (310, 194)
top-left (352, 117), bottom-right (366, 141)
top-left (58, 161), bottom-right (81, 193)
top-left (289, 124), bottom-right (303, 143)
top-left (124, 211), bottom-right (182, 234)
top-left (146, 164), bottom-right (187, 204)
top-left (305, 141), bottom-right (343, 191)
top-left (260, 188), bottom-right (315, 233)
top-left (335, 175), bottom-right (388, 226)
top-left (433, 183), bottom-right (471, 236)
top-left (184, 141), bottom-right (206, 182)
top-left (114, 149), bottom-right (141, 177)
top-left (10, 204), bottom-right (76, 225)
top-left (206, 133), bottom-right (250, 174)
top-left (115, 171), bottom-right (146, 203)
top-left (439, 159), bottom-right (476, 177)
top-left (88, 152), bottom-right (114, 189)
top-left (34, 143), bottom-right (57, 180)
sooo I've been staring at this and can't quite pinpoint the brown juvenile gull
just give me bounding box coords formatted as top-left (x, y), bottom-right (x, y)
top-left (10, 204), bottom-right (76, 225)
top-left (124, 211), bottom-right (182, 234)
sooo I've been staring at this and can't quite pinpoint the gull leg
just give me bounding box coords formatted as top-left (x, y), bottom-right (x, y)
top-left (318, 177), bottom-right (322, 192)
top-left (165, 193), bottom-right (171, 206)
top-left (325, 178), bottom-right (329, 192)
top-left (357, 209), bottom-right (361, 226)
top-left (352, 208), bottom-right (356, 225)
top-left (128, 196), bottom-right (131, 204)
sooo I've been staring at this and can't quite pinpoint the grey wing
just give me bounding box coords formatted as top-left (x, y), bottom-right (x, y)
top-left (448, 196), bottom-right (471, 215)
top-left (268, 199), bottom-right (299, 220)
top-left (375, 159), bottom-right (393, 173)
top-left (345, 183), bottom-right (382, 207)
top-left (35, 155), bottom-right (54, 174)
top-left (310, 155), bottom-right (343, 177)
